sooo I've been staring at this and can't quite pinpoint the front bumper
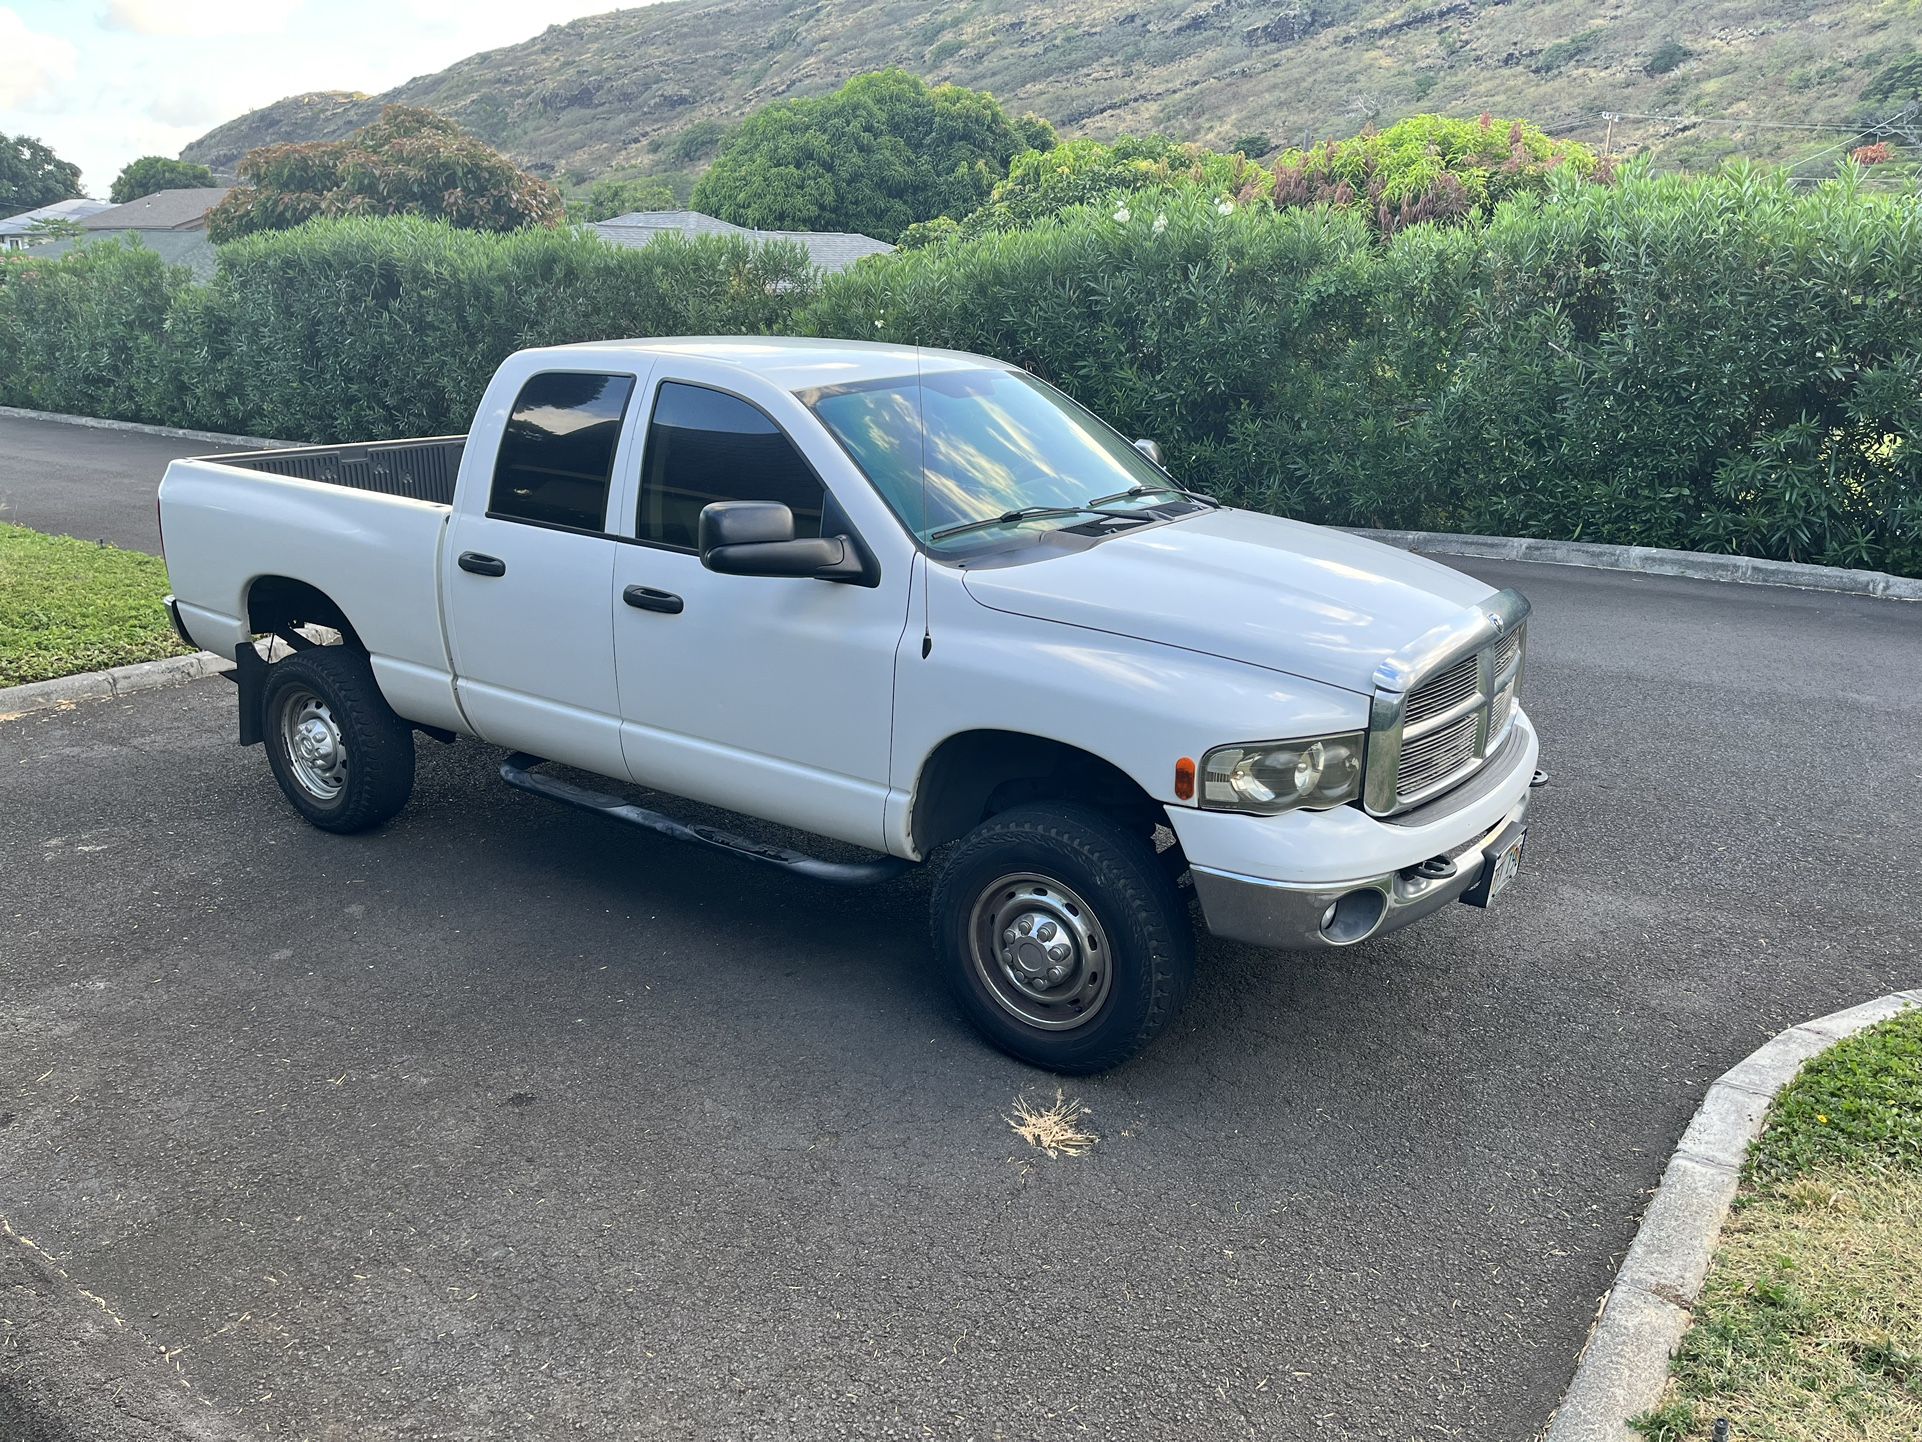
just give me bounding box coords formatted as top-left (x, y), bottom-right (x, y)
top-left (1189, 791), bottom-right (1529, 949)
top-left (1176, 712), bottom-right (1539, 951)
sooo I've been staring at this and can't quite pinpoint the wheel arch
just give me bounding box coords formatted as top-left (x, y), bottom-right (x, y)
top-left (909, 729), bottom-right (1163, 856)
top-left (244, 574), bottom-right (364, 650)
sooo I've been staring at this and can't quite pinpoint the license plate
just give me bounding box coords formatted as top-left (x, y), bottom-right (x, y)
top-left (1462, 825), bottom-right (1527, 909)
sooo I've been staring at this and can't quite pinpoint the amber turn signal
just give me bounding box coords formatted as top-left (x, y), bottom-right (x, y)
top-left (1174, 756), bottom-right (1196, 801)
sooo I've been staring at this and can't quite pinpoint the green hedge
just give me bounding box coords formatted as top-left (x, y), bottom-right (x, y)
top-left (2, 169), bottom-right (1918, 575)
top-left (809, 166), bottom-right (1922, 576)
top-left (0, 219), bottom-right (818, 444)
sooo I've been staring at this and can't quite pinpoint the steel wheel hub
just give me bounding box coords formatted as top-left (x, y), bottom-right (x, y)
top-left (280, 689), bottom-right (348, 801)
top-left (967, 872), bottom-right (1113, 1031)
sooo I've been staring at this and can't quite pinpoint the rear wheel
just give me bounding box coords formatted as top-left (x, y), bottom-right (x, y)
top-left (261, 647), bottom-right (415, 834)
top-left (932, 802), bottom-right (1194, 1073)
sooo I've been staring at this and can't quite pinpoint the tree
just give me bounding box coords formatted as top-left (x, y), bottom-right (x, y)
top-left (1231, 133), bottom-right (1274, 158)
top-left (207, 105), bottom-right (562, 242)
top-left (1, 133), bottom-right (82, 213)
top-left (571, 177), bottom-right (678, 222)
top-left (110, 156), bottom-right (217, 204)
top-left (690, 70), bottom-right (1054, 240)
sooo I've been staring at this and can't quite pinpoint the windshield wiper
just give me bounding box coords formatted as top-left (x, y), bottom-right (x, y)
top-left (1088, 483), bottom-right (1221, 509)
top-left (929, 504), bottom-right (1149, 543)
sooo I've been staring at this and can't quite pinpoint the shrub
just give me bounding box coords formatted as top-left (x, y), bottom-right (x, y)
top-left (0, 239), bottom-right (190, 424)
top-left (180, 216), bottom-right (819, 441)
top-left (1268, 113), bottom-right (1601, 235)
top-left (1644, 40), bottom-right (1692, 78)
top-left (916, 135), bottom-right (1265, 245)
top-left (4, 161), bottom-right (1918, 578)
top-left (807, 163), bottom-right (1922, 576)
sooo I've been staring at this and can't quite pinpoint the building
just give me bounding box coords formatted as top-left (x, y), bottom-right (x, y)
top-left (0, 197), bottom-right (115, 250)
top-left (29, 186), bottom-right (231, 278)
top-left (589, 210), bottom-right (893, 273)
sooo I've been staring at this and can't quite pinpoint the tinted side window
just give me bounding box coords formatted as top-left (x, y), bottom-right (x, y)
top-left (637, 382), bottom-right (824, 549)
top-left (489, 371), bottom-right (635, 532)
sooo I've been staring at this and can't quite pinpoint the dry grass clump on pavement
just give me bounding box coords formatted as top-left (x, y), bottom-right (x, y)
top-left (1006, 1089), bottom-right (1097, 1157)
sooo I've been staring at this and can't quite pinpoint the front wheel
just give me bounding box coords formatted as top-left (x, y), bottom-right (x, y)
top-left (260, 647), bottom-right (416, 834)
top-left (931, 802), bottom-right (1194, 1073)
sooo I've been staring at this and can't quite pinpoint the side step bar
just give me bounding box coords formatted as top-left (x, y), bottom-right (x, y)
top-left (500, 752), bottom-right (915, 887)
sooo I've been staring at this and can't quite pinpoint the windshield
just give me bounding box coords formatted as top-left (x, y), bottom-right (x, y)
top-left (802, 367), bottom-right (1173, 549)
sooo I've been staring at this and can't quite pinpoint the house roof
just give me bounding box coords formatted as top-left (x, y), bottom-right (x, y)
top-left (599, 209), bottom-right (751, 236)
top-left (589, 211), bottom-right (893, 273)
top-left (79, 187), bottom-right (232, 231)
top-left (0, 197), bottom-right (115, 235)
top-left (30, 230), bottom-right (219, 280)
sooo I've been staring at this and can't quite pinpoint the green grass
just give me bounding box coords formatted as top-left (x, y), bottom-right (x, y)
top-left (1635, 1009), bottom-right (1922, 1442)
top-left (1748, 1011), bottom-right (1922, 1186)
top-left (0, 524), bottom-right (189, 689)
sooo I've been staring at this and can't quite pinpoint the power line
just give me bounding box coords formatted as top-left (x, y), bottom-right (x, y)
top-left (1781, 103), bottom-right (1921, 173)
top-left (1597, 110), bottom-right (1880, 134)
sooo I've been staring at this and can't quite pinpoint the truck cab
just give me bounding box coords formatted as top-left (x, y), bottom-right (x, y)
top-left (159, 337), bottom-right (1541, 1072)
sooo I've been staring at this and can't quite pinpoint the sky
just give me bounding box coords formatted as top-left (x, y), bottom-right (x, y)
top-left (1, 0), bottom-right (658, 197)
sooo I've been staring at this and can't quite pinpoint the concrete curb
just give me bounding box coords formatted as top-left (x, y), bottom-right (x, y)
top-left (0, 652), bottom-right (229, 721)
top-left (1544, 989), bottom-right (1922, 1441)
top-left (0, 405), bottom-right (290, 451)
top-left (1350, 529), bottom-right (1922, 602)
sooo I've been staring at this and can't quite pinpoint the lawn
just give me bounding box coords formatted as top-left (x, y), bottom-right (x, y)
top-left (1636, 1008), bottom-right (1922, 1441)
top-left (0, 523), bottom-right (190, 688)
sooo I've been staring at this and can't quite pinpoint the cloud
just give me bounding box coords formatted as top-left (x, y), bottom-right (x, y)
top-left (144, 88), bottom-right (233, 127)
top-left (0, 7), bottom-right (78, 110)
top-left (100, 0), bottom-right (304, 38)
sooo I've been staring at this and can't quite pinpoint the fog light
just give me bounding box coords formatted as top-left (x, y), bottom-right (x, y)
top-left (1319, 888), bottom-right (1388, 945)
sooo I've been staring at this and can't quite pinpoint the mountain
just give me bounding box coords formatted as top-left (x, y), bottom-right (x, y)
top-left (182, 0), bottom-right (1915, 184)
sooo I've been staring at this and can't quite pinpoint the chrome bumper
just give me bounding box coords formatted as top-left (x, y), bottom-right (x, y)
top-left (1189, 792), bottom-right (1530, 951)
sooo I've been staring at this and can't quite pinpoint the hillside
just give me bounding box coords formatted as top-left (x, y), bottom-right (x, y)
top-left (182, 0), bottom-right (1916, 184)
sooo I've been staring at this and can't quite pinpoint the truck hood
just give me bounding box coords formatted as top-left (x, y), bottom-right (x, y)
top-left (960, 509), bottom-right (1495, 695)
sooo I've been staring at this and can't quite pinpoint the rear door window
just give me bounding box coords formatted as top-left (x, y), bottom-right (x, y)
top-left (489, 371), bottom-right (636, 532)
top-left (635, 381), bottom-right (824, 549)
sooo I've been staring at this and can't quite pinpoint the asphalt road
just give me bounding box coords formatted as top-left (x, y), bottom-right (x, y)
top-left (3, 546), bottom-right (1918, 1440)
top-left (0, 413), bottom-right (262, 554)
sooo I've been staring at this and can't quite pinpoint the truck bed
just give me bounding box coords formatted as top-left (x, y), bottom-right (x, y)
top-left (205, 437), bottom-right (466, 506)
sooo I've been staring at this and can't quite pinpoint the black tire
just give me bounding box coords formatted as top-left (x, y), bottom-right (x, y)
top-left (260, 647), bottom-right (415, 834)
top-left (932, 802), bottom-right (1195, 1073)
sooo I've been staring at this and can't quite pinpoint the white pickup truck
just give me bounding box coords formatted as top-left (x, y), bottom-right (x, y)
top-left (159, 337), bottom-right (1542, 1072)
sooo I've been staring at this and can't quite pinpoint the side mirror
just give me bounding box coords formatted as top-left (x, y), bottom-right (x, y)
top-left (1132, 438), bottom-right (1164, 467)
top-left (698, 501), bottom-right (871, 583)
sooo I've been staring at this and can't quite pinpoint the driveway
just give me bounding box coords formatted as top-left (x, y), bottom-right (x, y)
top-left (2, 557), bottom-right (1918, 1441)
top-left (0, 414), bottom-right (263, 554)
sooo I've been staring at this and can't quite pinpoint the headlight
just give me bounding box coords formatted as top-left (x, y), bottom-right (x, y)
top-left (1199, 734), bottom-right (1365, 814)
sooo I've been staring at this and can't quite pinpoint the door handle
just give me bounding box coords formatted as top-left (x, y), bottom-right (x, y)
top-left (622, 585), bottom-right (684, 615)
top-left (458, 551), bottom-right (506, 577)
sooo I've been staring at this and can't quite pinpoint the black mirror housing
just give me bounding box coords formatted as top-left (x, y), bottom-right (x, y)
top-left (699, 500), bottom-right (794, 551)
top-left (697, 500), bottom-right (878, 586)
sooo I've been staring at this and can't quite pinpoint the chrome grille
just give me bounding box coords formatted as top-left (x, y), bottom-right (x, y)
top-left (1404, 654), bottom-right (1480, 728)
top-left (1396, 713), bottom-right (1479, 796)
top-left (1489, 681), bottom-right (1515, 736)
top-left (1491, 628), bottom-right (1522, 680)
top-left (1368, 599), bottom-right (1529, 815)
